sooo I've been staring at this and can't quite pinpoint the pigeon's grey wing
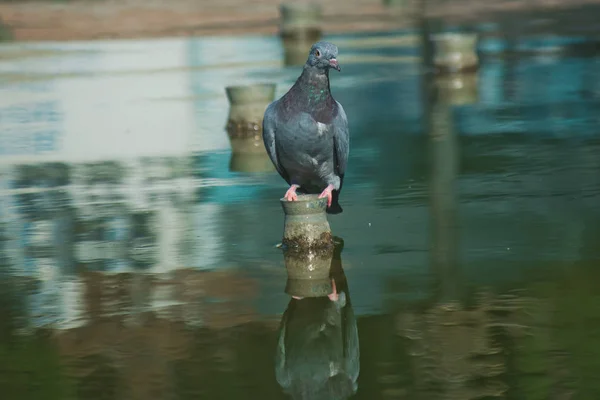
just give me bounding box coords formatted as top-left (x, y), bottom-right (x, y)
top-left (275, 305), bottom-right (291, 388)
top-left (262, 101), bottom-right (291, 185)
top-left (333, 101), bottom-right (350, 181)
top-left (343, 292), bottom-right (360, 389)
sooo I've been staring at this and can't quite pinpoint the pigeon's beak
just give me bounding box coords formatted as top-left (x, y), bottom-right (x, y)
top-left (329, 58), bottom-right (341, 72)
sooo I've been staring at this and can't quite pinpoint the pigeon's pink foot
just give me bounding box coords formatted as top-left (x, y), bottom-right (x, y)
top-left (284, 184), bottom-right (300, 202)
top-left (328, 278), bottom-right (338, 302)
top-left (318, 184), bottom-right (334, 207)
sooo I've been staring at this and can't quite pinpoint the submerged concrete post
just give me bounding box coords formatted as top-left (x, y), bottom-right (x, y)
top-left (432, 32), bottom-right (479, 74)
top-left (280, 194), bottom-right (333, 250)
top-left (225, 83), bottom-right (276, 172)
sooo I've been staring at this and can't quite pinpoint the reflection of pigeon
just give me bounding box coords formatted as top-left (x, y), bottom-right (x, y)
top-left (263, 41), bottom-right (349, 214)
top-left (275, 246), bottom-right (359, 400)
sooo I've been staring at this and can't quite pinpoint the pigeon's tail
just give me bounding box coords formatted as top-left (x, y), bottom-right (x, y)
top-left (326, 190), bottom-right (343, 214)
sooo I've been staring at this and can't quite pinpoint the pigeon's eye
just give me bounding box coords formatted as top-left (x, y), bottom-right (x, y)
top-left (315, 50), bottom-right (321, 57)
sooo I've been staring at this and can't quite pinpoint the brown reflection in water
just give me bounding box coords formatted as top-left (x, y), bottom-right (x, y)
top-left (395, 74), bottom-right (578, 397)
top-left (53, 269), bottom-right (262, 400)
top-left (396, 71), bottom-right (507, 399)
top-left (395, 290), bottom-right (548, 399)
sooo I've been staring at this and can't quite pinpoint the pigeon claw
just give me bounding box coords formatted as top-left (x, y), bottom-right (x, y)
top-left (284, 184), bottom-right (299, 202)
top-left (318, 184), bottom-right (334, 207)
top-left (327, 278), bottom-right (338, 302)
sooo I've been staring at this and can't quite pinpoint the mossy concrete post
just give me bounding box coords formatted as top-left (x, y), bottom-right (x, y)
top-left (432, 32), bottom-right (479, 74)
top-left (280, 194), bottom-right (333, 250)
top-left (225, 83), bottom-right (276, 153)
top-left (225, 84), bottom-right (276, 172)
top-left (284, 246), bottom-right (334, 298)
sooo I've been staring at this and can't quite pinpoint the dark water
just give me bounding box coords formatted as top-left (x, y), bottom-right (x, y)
top-left (1, 30), bottom-right (600, 400)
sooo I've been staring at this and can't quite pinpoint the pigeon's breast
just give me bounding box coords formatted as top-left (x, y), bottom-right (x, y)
top-left (316, 122), bottom-right (329, 136)
top-left (276, 111), bottom-right (335, 185)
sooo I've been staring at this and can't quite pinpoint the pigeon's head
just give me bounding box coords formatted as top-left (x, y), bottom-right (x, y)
top-left (306, 41), bottom-right (341, 72)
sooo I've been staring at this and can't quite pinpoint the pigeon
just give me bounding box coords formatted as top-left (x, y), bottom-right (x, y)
top-left (262, 41), bottom-right (349, 214)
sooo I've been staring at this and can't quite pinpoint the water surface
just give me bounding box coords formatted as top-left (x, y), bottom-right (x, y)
top-left (1, 31), bottom-right (600, 399)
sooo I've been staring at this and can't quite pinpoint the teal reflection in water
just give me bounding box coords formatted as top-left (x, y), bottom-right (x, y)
top-left (0, 29), bottom-right (599, 400)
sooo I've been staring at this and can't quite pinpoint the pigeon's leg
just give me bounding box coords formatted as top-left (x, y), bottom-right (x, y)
top-left (284, 184), bottom-right (300, 202)
top-left (327, 278), bottom-right (338, 301)
top-left (318, 184), bottom-right (334, 207)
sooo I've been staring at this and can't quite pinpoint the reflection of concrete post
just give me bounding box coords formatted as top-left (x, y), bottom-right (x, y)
top-left (225, 84), bottom-right (276, 173)
top-left (396, 290), bottom-right (531, 399)
top-left (282, 37), bottom-right (314, 67)
top-left (284, 246), bottom-right (334, 298)
top-left (277, 241), bottom-right (359, 399)
top-left (432, 33), bottom-right (479, 74)
top-left (229, 152), bottom-right (276, 173)
top-left (281, 194), bottom-right (333, 250)
top-left (428, 72), bottom-right (477, 305)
